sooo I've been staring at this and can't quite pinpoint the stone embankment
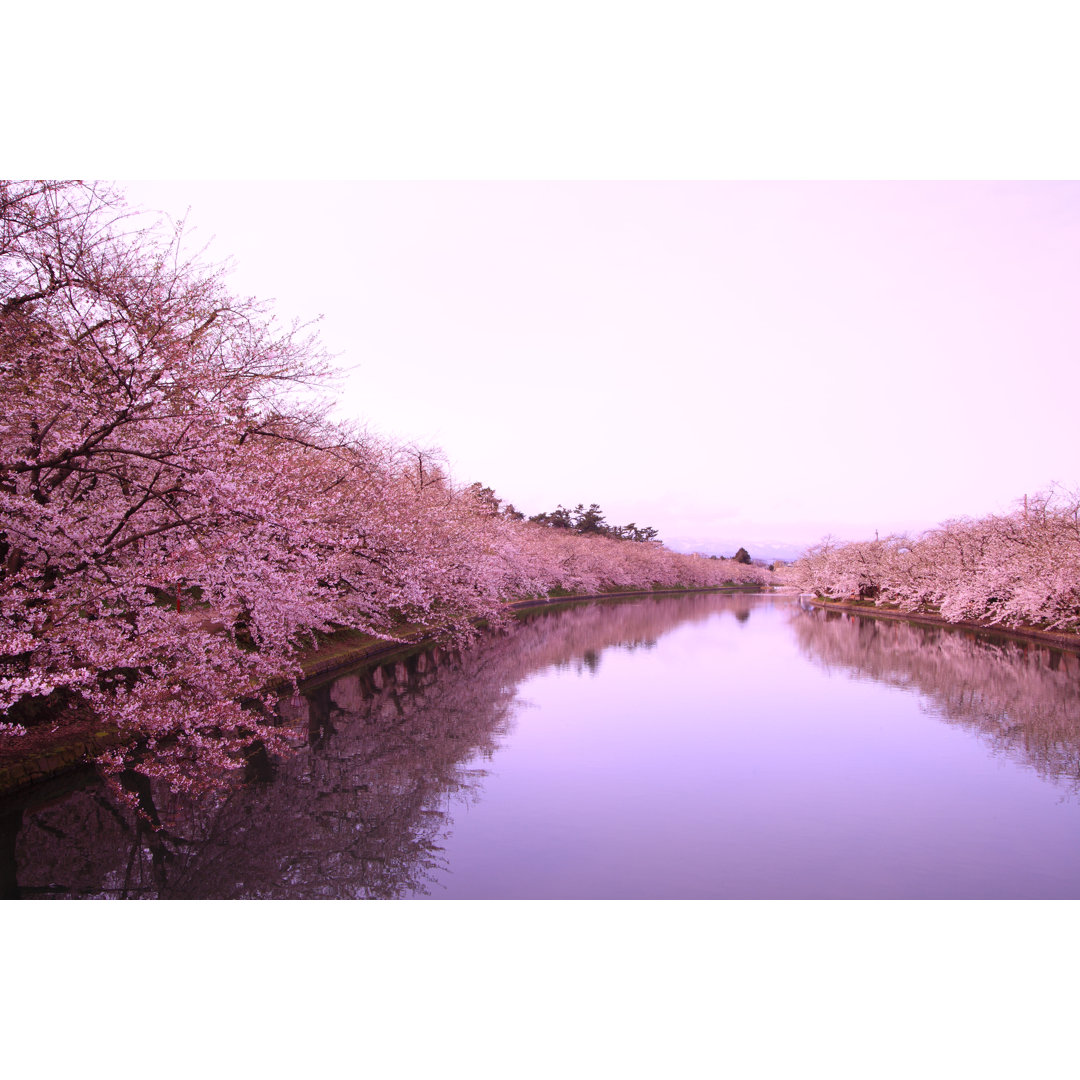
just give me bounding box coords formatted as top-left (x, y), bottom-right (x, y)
top-left (0, 585), bottom-right (766, 802)
top-left (297, 584), bottom-right (764, 680)
top-left (805, 597), bottom-right (1080, 653)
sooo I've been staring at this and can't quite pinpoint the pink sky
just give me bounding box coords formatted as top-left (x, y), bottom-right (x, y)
top-left (123, 181), bottom-right (1080, 558)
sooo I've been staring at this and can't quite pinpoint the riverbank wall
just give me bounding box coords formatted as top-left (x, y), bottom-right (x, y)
top-left (0, 585), bottom-right (767, 802)
top-left (296, 584), bottom-right (766, 682)
top-left (805, 597), bottom-right (1080, 654)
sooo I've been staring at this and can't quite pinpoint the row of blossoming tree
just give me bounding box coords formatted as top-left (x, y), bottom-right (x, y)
top-left (789, 489), bottom-right (1080, 632)
top-left (0, 181), bottom-right (772, 782)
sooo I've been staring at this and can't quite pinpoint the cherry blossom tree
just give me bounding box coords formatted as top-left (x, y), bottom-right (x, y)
top-left (1, 181), bottom-right (778, 791)
top-left (1, 182), bottom-right (467, 781)
top-left (790, 488), bottom-right (1080, 632)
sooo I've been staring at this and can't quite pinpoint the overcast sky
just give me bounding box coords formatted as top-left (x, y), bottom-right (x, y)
top-left (122, 181), bottom-right (1080, 559)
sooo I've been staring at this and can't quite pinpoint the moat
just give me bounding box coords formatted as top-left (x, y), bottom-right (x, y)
top-left (6, 593), bottom-right (1080, 899)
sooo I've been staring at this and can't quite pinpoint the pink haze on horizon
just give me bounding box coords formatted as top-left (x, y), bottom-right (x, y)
top-left (122, 181), bottom-right (1080, 556)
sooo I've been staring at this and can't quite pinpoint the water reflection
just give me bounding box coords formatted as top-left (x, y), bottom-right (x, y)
top-left (7, 594), bottom-right (749, 899)
top-left (790, 607), bottom-right (1080, 794)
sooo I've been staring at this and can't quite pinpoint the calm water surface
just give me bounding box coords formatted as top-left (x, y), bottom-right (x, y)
top-left (8, 593), bottom-right (1080, 898)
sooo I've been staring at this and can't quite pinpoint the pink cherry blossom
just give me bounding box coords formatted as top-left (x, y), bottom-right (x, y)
top-left (2, 181), bottom-right (777, 789)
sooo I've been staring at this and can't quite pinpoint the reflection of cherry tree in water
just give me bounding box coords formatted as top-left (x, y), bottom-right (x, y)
top-left (11, 645), bottom-right (513, 898)
top-left (790, 607), bottom-right (1080, 794)
top-left (10, 594), bottom-right (748, 898)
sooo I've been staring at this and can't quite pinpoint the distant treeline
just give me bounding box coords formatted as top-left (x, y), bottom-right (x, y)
top-left (469, 487), bottom-right (762, 564)
top-left (468, 488), bottom-right (660, 543)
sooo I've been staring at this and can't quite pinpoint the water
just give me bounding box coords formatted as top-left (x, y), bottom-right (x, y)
top-left (7, 593), bottom-right (1080, 898)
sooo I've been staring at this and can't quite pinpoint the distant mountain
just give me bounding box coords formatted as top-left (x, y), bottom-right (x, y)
top-left (663, 536), bottom-right (810, 564)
